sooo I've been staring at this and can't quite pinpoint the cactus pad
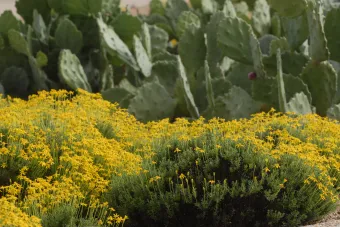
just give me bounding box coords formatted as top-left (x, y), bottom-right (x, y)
top-left (97, 17), bottom-right (139, 71)
top-left (287, 92), bottom-right (314, 115)
top-left (133, 35), bottom-right (152, 78)
top-left (58, 49), bottom-right (92, 92)
top-left (267, 0), bottom-right (308, 18)
top-left (301, 61), bottom-right (337, 116)
top-left (128, 81), bottom-right (176, 122)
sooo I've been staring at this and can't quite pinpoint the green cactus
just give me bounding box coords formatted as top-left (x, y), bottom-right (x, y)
top-left (259, 34), bottom-right (278, 56)
top-left (281, 13), bottom-right (309, 50)
top-left (252, 0), bottom-right (271, 36)
top-left (165, 0), bottom-right (189, 22)
top-left (97, 16), bottom-right (139, 71)
top-left (176, 11), bottom-right (201, 38)
top-left (195, 77), bottom-right (233, 112)
top-left (201, 0), bottom-right (217, 14)
top-left (204, 60), bottom-right (215, 109)
top-left (55, 18), bottom-right (83, 54)
top-left (110, 13), bottom-right (142, 49)
top-left (327, 103), bottom-right (340, 121)
top-left (250, 33), bottom-right (266, 78)
top-left (218, 16), bottom-right (253, 64)
top-left (205, 86), bottom-right (261, 120)
top-left (226, 63), bottom-right (253, 95)
top-left (190, 0), bottom-right (202, 9)
top-left (100, 65), bottom-right (114, 92)
top-left (206, 12), bottom-right (226, 77)
top-left (0, 11), bottom-right (20, 35)
top-left (8, 29), bottom-right (30, 56)
top-left (36, 51), bottom-right (48, 68)
top-left (270, 13), bottom-right (281, 37)
top-left (141, 23), bottom-right (152, 59)
top-left (276, 48), bottom-right (288, 113)
top-left (150, 0), bottom-right (166, 15)
top-left (32, 10), bottom-right (48, 45)
top-left (269, 37), bottom-right (290, 56)
top-left (128, 81), bottom-right (177, 122)
top-left (148, 25), bottom-right (169, 56)
top-left (0, 83), bottom-right (4, 97)
top-left (133, 35), bottom-right (152, 78)
top-left (62, 0), bottom-right (102, 16)
top-left (222, 0), bottom-right (237, 17)
top-left (101, 87), bottom-right (133, 109)
top-left (300, 61), bottom-right (337, 116)
top-left (324, 7), bottom-right (340, 62)
top-left (177, 55), bottom-right (200, 119)
top-left (178, 27), bottom-right (206, 83)
top-left (152, 51), bottom-right (177, 62)
top-left (329, 60), bottom-right (340, 104)
top-left (306, 1), bottom-right (330, 63)
top-left (101, 0), bottom-right (121, 17)
top-left (151, 60), bottom-right (178, 96)
top-left (58, 49), bottom-right (92, 92)
top-left (117, 78), bottom-right (138, 95)
top-left (0, 66), bottom-right (29, 98)
top-left (8, 27), bottom-right (48, 91)
top-left (15, 0), bottom-right (50, 24)
top-left (267, 0), bottom-right (308, 18)
top-left (287, 92), bottom-right (314, 115)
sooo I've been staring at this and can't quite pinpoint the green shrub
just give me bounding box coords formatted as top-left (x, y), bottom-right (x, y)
top-left (106, 130), bottom-right (338, 227)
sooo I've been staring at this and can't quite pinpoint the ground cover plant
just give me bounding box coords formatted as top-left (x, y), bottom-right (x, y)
top-left (1, 0), bottom-right (340, 123)
top-left (0, 89), bottom-right (339, 226)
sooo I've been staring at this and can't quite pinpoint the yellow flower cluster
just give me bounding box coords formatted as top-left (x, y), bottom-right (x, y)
top-left (0, 90), bottom-right (144, 226)
top-left (0, 90), bottom-right (339, 226)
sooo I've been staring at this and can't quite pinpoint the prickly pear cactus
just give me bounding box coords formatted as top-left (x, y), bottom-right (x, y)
top-left (206, 12), bottom-right (226, 77)
top-left (151, 60), bottom-right (178, 96)
top-left (8, 29), bottom-right (30, 56)
top-left (133, 35), bottom-right (152, 78)
top-left (306, 1), bottom-right (330, 63)
top-left (276, 49), bottom-right (288, 113)
top-left (281, 13), bottom-right (309, 50)
top-left (252, 0), bottom-right (271, 36)
top-left (101, 87), bottom-right (133, 109)
top-left (177, 56), bottom-right (200, 119)
top-left (204, 61), bottom-right (215, 108)
top-left (218, 16), bottom-right (253, 64)
top-left (178, 27), bottom-right (206, 81)
top-left (55, 18), bottom-right (83, 54)
top-left (176, 11), bottom-right (201, 38)
top-left (324, 7), bottom-right (340, 62)
top-left (58, 49), bottom-right (92, 92)
top-left (205, 86), bottom-right (261, 120)
top-left (287, 92), bottom-right (314, 115)
top-left (148, 25), bottom-right (169, 56)
top-left (128, 81), bottom-right (177, 122)
top-left (267, 0), bottom-right (308, 18)
top-left (327, 103), bottom-right (340, 121)
top-left (301, 61), bottom-right (337, 116)
top-left (100, 65), bottom-right (114, 91)
top-left (0, 66), bottom-right (29, 97)
top-left (0, 11), bottom-right (20, 35)
top-left (97, 16), bottom-right (139, 71)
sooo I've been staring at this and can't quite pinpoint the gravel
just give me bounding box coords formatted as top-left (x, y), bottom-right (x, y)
top-left (301, 202), bottom-right (340, 227)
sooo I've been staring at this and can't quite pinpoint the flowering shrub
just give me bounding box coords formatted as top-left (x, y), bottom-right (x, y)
top-left (0, 89), bottom-right (339, 226)
top-left (0, 90), bottom-right (142, 226)
top-left (107, 111), bottom-right (340, 226)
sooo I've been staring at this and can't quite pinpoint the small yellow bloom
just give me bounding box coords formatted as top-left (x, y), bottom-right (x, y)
top-left (264, 167), bottom-right (270, 173)
top-left (209, 180), bottom-right (215, 184)
top-left (170, 39), bottom-right (178, 47)
top-left (174, 147), bottom-right (181, 153)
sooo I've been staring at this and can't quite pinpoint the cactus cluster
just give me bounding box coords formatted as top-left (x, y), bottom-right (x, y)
top-left (1, 0), bottom-right (340, 122)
